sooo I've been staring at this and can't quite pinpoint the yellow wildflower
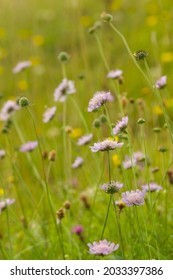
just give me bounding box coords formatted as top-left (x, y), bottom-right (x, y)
top-left (161, 52), bottom-right (173, 63)
top-left (112, 154), bottom-right (121, 167)
top-left (80, 16), bottom-right (92, 27)
top-left (0, 188), bottom-right (4, 197)
top-left (70, 128), bottom-right (82, 138)
top-left (32, 35), bottom-right (45, 46)
top-left (153, 105), bottom-right (163, 115)
top-left (17, 80), bottom-right (28, 91)
top-left (146, 15), bottom-right (158, 26)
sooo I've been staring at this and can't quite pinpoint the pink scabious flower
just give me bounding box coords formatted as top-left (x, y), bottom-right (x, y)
top-left (54, 78), bottom-right (76, 102)
top-left (88, 91), bottom-right (113, 112)
top-left (90, 139), bottom-right (124, 152)
top-left (113, 116), bottom-right (128, 136)
top-left (43, 106), bottom-right (56, 123)
top-left (107, 69), bottom-right (123, 79)
top-left (0, 198), bottom-right (15, 214)
top-left (100, 181), bottom-right (123, 194)
top-left (20, 141), bottom-right (38, 152)
top-left (71, 156), bottom-right (84, 168)
top-left (121, 189), bottom-right (145, 206)
top-left (0, 100), bottom-right (19, 121)
top-left (72, 225), bottom-right (84, 235)
top-left (88, 239), bottom-right (119, 256)
top-left (141, 182), bottom-right (163, 192)
top-left (12, 60), bottom-right (32, 74)
top-left (122, 157), bottom-right (136, 169)
top-left (0, 149), bottom-right (6, 159)
top-left (123, 151), bottom-right (145, 170)
top-left (77, 134), bottom-right (93, 146)
top-left (155, 75), bottom-right (167, 89)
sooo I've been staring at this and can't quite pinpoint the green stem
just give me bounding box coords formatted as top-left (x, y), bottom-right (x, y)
top-left (100, 194), bottom-right (113, 239)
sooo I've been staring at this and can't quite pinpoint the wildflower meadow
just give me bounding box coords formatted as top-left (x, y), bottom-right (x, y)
top-left (0, 0), bottom-right (173, 261)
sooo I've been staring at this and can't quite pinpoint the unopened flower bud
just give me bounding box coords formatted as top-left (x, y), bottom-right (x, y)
top-left (137, 118), bottom-right (146, 124)
top-left (56, 207), bottom-right (65, 221)
top-left (101, 12), bottom-right (113, 22)
top-left (93, 119), bottom-right (101, 128)
top-left (58, 52), bottom-right (70, 63)
top-left (134, 50), bottom-right (148, 61)
top-left (63, 200), bottom-right (71, 210)
top-left (19, 97), bottom-right (30, 107)
top-left (100, 114), bottom-right (107, 123)
top-left (48, 150), bottom-right (57, 161)
top-left (153, 127), bottom-right (161, 133)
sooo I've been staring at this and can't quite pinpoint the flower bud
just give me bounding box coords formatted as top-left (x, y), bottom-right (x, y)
top-left (56, 207), bottom-right (65, 221)
top-left (101, 12), bottom-right (113, 22)
top-left (63, 200), bottom-right (71, 210)
top-left (48, 150), bottom-right (57, 161)
top-left (58, 52), bottom-right (70, 63)
top-left (137, 118), bottom-right (146, 124)
top-left (134, 50), bottom-right (148, 61)
top-left (19, 97), bottom-right (30, 107)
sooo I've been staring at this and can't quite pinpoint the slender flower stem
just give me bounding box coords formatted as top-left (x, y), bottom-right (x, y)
top-left (109, 22), bottom-right (151, 84)
top-left (94, 33), bottom-right (109, 72)
top-left (113, 201), bottom-right (125, 259)
top-left (100, 194), bottom-right (113, 239)
top-left (25, 107), bottom-right (65, 259)
top-left (109, 21), bottom-right (173, 141)
top-left (107, 150), bottom-right (111, 183)
top-left (143, 59), bottom-right (173, 143)
top-left (94, 33), bottom-right (124, 115)
top-left (100, 150), bottom-right (113, 239)
top-left (71, 97), bottom-right (89, 132)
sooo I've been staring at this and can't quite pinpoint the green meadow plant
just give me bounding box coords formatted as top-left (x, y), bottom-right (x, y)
top-left (0, 1), bottom-right (173, 261)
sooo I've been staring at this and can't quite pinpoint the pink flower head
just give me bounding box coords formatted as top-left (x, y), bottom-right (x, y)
top-left (107, 69), bottom-right (123, 79)
top-left (12, 61), bottom-right (32, 74)
top-left (0, 149), bottom-right (6, 159)
top-left (77, 134), bottom-right (93, 146)
top-left (122, 189), bottom-right (145, 206)
top-left (141, 182), bottom-right (163, 192)
top-left (100, 181), bottom-right (123, 194)
top-left (54, 78), bottom-right (76, 102)
top-left (72, 225), bottom-right (84, 235)
top-left (155, 75), bottom-right (167, 89)
top-left (113, 116), bottom-right (128, 136)
top-left (0, 100), bottom-right (19, 121)
top-left (88, 91), bottom-right (113, 112)
top-left (43, 106), bottom-right (56, 123)
top-left (0, 198), bottom-right (15, 214)
top-left (88, 239), bottom-right (119, 256)
top-left (71, 156), bottom-right (84, 169)
top-left (90, 139), bottom-right (124, 152)
top-left (20, 141), bottom-right (38, 152)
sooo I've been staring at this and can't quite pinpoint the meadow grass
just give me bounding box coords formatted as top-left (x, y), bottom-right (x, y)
top-left (0, 0), bottom-right (173, 260)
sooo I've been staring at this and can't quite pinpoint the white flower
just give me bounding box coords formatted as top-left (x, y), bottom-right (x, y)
top-left (12, 61), bottom-right (32, 73)
top-left (71, 156), bottom-right (84, 168)
top-left (77, 134), bottom-right (93, 146)
top-left (43, 106), bottom-right (56, 123)
top-left (107, 69), bottom-right (123, 79)
top-left (88, 91), bottom-right (113, 112)
top-left (90, 139), bottom-right (124, 152)
top-left (113, 116), bottom-right (128, 136)
top-left (54, 78), bottom-right (76, 102)
top-left (0, 100), bottom-right (19, 121)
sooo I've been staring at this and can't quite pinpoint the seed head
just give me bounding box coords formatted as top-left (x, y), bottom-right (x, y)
top-left (58, 52), bottom-right (70, 63)
top-left (48, 150), bottom-right (57, 161)
top-left (19, 97), bottom-right (30, 108)
top-left (134, 50), bottom-right (148, 61)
